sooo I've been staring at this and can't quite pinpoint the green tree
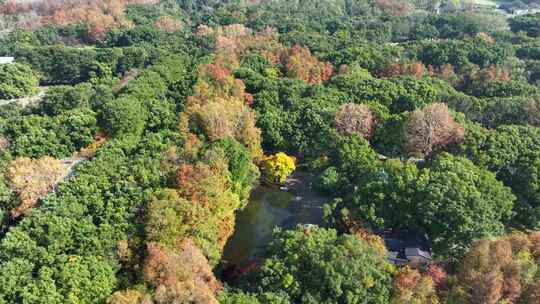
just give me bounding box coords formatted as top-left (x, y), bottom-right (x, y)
top-left (2, 109), bottom-right (98, 158)
top-left (333, 135), bottom-right (380, 192)
top-left (334, 151), bottom-right (515, 259)
top-left (350, 159), bottom-right (429, 230)
top-left (453, 124), bottom-right (540, 173)
top-left (145, 189), bottom-right (196, 249)
top-left (500, 151), bottom-right (540, 229)
top-left (421, 153), bottom-right (515, 258)
top-left (254, 226), bottom-right (394, 304)
top-left (219, 290), bottom-right (290, 304)
top-left (510, 13), bottom-right (540, 37)
top-left (102, 97), bottom-right (148, 139)
top-left (12, 45), bottom-right (117, 85)
top-left (38, 83), bottom-right (94, 116)
top-left (206, 139), bottom-right (260, 203)
top-left (313, 166), bottom-right (340, 195)
top-left (0, 63), bottom-right (39, 99)
top-left (389, 77), bottom-right (438, 113)
top-left (0, 140), bottom-right (156, 304)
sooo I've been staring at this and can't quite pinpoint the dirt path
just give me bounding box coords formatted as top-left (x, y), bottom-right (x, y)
top-left (0, 87), bottom-right (48, 107)
top-left (60, 156), bottom-right (88, 181)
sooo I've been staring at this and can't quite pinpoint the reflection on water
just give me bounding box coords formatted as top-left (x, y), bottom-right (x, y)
top-left (221, 171), bottom-right (327, 266)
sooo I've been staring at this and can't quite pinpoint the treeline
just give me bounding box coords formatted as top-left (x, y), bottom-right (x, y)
top-left (0, 27), bottom-right (192, 85)
top-left (0, 0), bottom-right (160, 41)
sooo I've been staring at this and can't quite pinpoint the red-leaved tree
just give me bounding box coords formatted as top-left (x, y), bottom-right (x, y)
top-left (280, 45), bottom-right (333, 84)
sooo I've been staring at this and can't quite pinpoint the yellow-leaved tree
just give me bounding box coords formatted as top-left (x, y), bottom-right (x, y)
top-left (261, 152), bottom-right (296, 184)
top-left (6, 156), bottom-right (68, 218)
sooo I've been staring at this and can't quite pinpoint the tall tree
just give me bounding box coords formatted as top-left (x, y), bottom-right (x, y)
top-left (403, 103), bottom-right (464, 157)
top-left (254, 226), bottom-right (394, 304)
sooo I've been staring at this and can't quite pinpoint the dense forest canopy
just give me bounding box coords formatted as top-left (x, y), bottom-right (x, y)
top-left (0, 0), bottom-right (539, 303)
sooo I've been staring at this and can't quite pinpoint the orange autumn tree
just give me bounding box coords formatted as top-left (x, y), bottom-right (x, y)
top-left (180, 172), bottom-right (237, 247)
top-left (114, 159), bottom-right (242, 303)
top-left (450, 231), bottom-right (540, 304)
top-left (195, 25), bottom-right (334, 85)
top-left (180, 27), bottom-right (264, 160)
top-left (375, 0), bottom-right (410, 16)
top-left (173, 150), bottom-right (247, 260)
top-left (192, 59), bottom-right (246, 100)
top-left (0, 137), bottom-right (9, 153)
top-left (393, 266), bottom-right (440, 304)
top-left (179, 85), bottom-right (262, 160)
top-left (140, 25), bottom-right (268, 304)
top-left (196, 24), bottom-right (282, 65)
top-left (426, 264), bottom-right (449, 291)
top-left (142, 241), bottom-right (222, 304)
top-left (154, 15), bottom-right (182, 33)
top-left (114, 153), bottom-right (244, 303)
top-left (280, 45), bottom-right (333, 84)
top-left (473, 65), bottom-right (511, 83)
top-left (107, 289), bottom-right (150, 304)
top-left (377, 60), bottom-right (426, 79)
top-left (110, 240), bottom-right (222, 304)
top-left (429, 63), bottom-right (460, 86)
top-left (354, 229), bottom-right (387, 256)
top-left (174, 24), bottom-right (266, 269)
top-left (524, 99), bottom-right (540, 127)
top-left (521, 281), bottom-right (540, 303)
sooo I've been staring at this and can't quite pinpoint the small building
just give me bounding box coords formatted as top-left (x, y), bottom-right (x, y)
top-left (0, 57), bottom-right (14, 65)
top-left (404, 247), bottom-right (432, 265)
top-left (379, 230), bottom-right (432, 266)
top-left (388, 251), bottom-right (409, 266)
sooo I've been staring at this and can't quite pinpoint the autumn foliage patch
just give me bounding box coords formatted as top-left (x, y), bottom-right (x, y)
top-left (403, 103), bottom-right (465, 157)
top-left (1, 0), bottom-right (159, 41)
top-left (6, 156), bottom-right (68, 218)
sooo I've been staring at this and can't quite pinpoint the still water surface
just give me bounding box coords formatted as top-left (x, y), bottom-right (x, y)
top-left (222, 171), bottom-right (328, 266)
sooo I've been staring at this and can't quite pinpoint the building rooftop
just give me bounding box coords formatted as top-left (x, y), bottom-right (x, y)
top-left (405, 247), bottom-right (432, 260)
top-left (378, 230), bottom-right (432, 266)
top-left (0, 57), bottom-right (14, 64)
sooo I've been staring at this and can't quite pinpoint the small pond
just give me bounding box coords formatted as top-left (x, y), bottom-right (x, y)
top-left (221, 170), bottom-right (329, 266)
